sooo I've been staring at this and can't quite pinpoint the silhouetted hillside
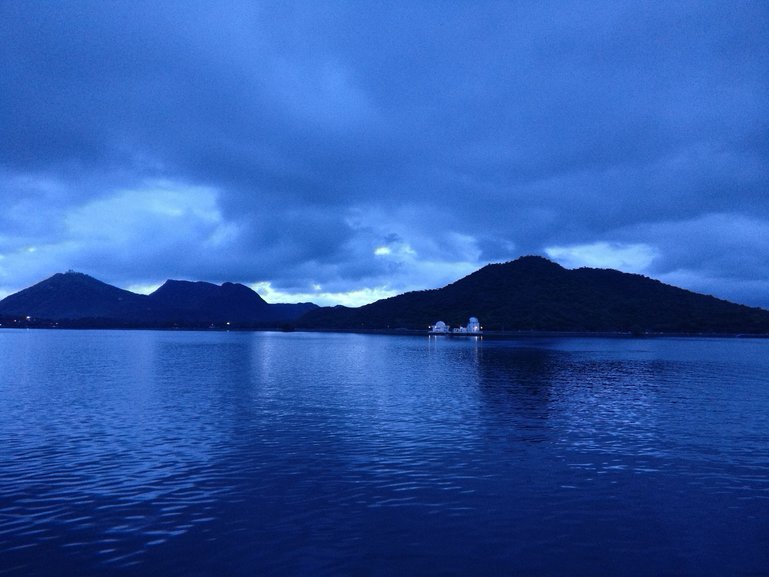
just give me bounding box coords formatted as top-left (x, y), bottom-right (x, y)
top-left (0, 271), bottom-right (152, 320)
top-left (5, 261), bottom-right (767, 333)
top-left (148, 280), bottom-right (269, 322)
top-left (298, 256), bottom-right (769, 334)
top-left (0, 272), bottom-right (317, 327)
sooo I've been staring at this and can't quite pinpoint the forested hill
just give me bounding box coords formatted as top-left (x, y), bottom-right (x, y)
top-left (297, 256), bottom-right (769, 334)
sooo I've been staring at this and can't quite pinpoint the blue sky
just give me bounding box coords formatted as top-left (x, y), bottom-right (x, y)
top-left (1, 1), bottom-right (768, 308)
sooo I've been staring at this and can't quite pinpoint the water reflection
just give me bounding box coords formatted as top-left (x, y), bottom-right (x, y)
top-left (1, 331), bottom-right (767, 577)
top-left (472, 340), bottom-right (675, 451)
top-left (473, 345), bottom-right (563, 446)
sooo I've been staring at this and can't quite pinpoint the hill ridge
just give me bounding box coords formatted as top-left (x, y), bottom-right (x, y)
top-left (3, 258), bottom-right (768, 333)
top-left (0, 272), bottom-right (316, 326)
top-left (298, 256), bottom-right (769, 333)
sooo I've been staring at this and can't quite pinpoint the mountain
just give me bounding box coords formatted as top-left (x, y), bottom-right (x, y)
top-left (148, 280), bottom-right (270, 322)
top-left (147, 279), bottom-right (316, 323)
top-left (298, 256), bottom-right (769, 334)
top-left (5, 260), bottom-right (768, 333)
top-left (0, 272), bottom-right (317, 327)
top-left (0, 271), bottom-right (152, 321)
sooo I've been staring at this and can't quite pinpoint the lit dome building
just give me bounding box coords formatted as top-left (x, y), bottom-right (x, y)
top-left (467, 317), bottom-right (480, 332)
top-left (430, 321), bottom-right (449, 333)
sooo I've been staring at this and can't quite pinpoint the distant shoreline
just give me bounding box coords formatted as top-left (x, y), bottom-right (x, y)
top-left (295, 328), bottom-right (769, 339)
top-left (1, 321), bottom-right (766, 339)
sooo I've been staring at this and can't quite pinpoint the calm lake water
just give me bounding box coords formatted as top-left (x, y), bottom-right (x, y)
top-left (1, 329), bottom-right (767, 577)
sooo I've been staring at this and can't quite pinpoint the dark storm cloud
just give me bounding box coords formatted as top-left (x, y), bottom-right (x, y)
top-left (1, 1), bottom-right (767, 307)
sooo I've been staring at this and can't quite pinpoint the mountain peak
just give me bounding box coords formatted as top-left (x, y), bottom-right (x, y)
top-left (471, 256), bottom-right (565, 279)
top-left (53, 270), bottom-right (102, 282)
top-left (0, 271), bottom-right (144, 320)
top-left (508, 255), bottom-right (564, 271)
top-left (148, 278), bottom-right (269, 321)
top-left (152, 279), bottom-right (265, 301)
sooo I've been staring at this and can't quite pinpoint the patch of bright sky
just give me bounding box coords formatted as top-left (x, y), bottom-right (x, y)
top-left (250, 281), bottom-right (398, 308)
top-left (656, 268), bottom-right (769, 310)
top-left (66, 181), bottom-right (224, 243)
top-left (373, 241), bottom-right (416, 259)
top-left (0, 272), bottom-right (9, 300)
top-left (125, 282), bottom-right (163, 295)
top-left (250, 254), bottom-right (479, 307)
top-left (545, 242), bottom-right (657, 272)
top-left (0, 179), bottom-right (234, 299)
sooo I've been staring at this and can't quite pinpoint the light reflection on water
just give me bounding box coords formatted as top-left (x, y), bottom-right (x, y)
top-left (1, 330), bottom-right (768, 576)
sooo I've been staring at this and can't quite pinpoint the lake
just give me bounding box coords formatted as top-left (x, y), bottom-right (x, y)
top-left (1, 329), bottom-right (767, 576)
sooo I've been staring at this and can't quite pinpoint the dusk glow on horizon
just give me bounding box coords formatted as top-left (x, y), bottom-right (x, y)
top-left (1, 2), bottom-right (767, 308)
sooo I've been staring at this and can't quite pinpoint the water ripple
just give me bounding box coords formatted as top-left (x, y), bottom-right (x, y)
top-left (1, 331), bottom-right (768, 576)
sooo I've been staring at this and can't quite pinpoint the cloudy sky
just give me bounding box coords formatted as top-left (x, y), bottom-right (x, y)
top-left (1, 1), bottom-right (768, 308)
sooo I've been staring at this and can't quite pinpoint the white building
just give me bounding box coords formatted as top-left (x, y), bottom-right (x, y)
top-left (430, 321), bottom-right (449, 333)
top-left (431, 317), bottom-right (481, 334)
top-left (446, 317), bottom-right (482, 334)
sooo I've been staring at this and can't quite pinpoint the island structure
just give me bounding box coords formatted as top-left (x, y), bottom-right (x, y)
top-left (430, 317), bottom-right (482, 335)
